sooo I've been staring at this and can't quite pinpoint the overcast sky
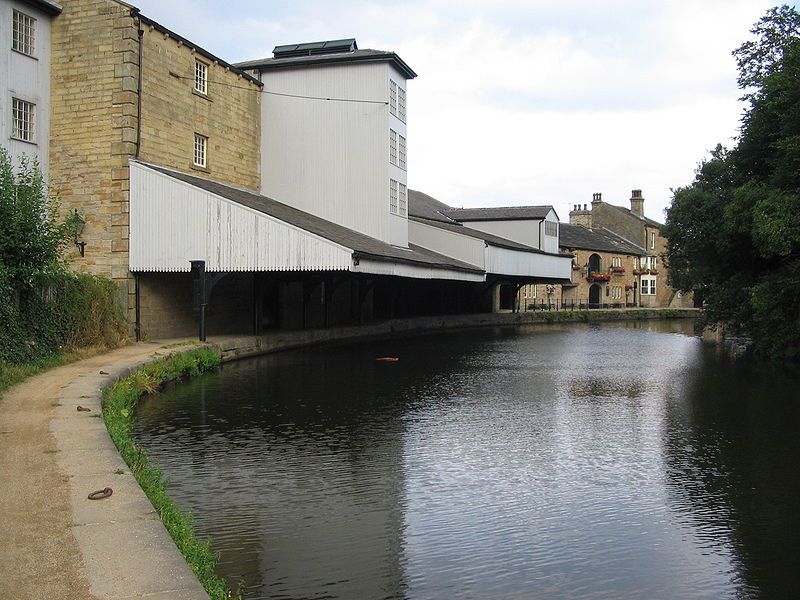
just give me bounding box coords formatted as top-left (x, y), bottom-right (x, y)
top-left (130, 0), bottom-right (786, 223)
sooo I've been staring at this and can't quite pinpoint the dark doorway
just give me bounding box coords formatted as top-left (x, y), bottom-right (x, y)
top-left (499, 283), bottom-right (516, 310)
top-left (589, 283), bottom-right (601, 308)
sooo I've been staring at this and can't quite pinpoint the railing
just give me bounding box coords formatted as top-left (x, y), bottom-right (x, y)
top-left (523, 299), bottom-right (636, 312)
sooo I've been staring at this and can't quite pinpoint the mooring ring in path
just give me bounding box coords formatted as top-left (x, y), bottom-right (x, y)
top-left (87, 487), bottom-right (113, 500)
top-left (76, 405), bottom-right (91, 412)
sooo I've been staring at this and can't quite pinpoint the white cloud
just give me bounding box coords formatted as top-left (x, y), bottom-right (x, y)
top-left (130, 0), bottom-right (777, 222)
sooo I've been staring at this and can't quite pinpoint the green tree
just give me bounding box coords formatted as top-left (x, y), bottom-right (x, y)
top-left (664, 6), bottom-right (800, 361)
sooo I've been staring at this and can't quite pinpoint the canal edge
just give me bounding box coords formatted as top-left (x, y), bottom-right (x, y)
top-left (50, 342), bottom-right (215, 600)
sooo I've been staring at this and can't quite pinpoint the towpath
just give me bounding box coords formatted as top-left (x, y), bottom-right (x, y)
top-left (0, 342), bottom-right (208, 600)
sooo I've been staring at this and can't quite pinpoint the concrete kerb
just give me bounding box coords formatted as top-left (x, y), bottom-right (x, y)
top-left (49, 341), bottom-right (210, 600)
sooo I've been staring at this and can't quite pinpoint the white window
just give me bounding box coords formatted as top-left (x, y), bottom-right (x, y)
top-left (194, 60), bottom-right (208, 95)
top-left (398, 86), bottom-right (406, 122)
top-left (545, 221), bottom-right (558, 236)
top-left (12, 98), bottom-right (35, 143)
top-left (390, 129), bottom-right (398, 165)
top-left (641, 276), bottom-right (656, 296)
top-left (389, 80), bottom-right (397, 117)
top-left (612, 257), bottom-right (622, 267)
top-left (12, 10), bottom-right (35, 56)
top-left (193, 133), bottom-right (207, 167)
top-left (389, 179), bottom-right (398, 214)
top-left (399, 183), bottom-right (407, 216)
top-left (651, 231), bottom-right (656, 249)
top-left (399, 135), bottom-right (406, 170)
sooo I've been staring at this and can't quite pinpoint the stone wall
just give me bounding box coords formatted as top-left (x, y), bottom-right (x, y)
top-left (137, 25), bottom-right (260, 189)
top-left (50, 0), bottom-right (136, 315)
top-left (138, 272), bottom-right (255, 339)
top-left (50, 0), bottom-right (262, 337)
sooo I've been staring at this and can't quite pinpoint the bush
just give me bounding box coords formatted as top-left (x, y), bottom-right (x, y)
top-left (0, 147), bottom-right (127, 365)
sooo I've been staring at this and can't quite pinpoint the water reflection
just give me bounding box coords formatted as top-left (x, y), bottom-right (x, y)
top-left (133, 320), bottom-right (799, 599)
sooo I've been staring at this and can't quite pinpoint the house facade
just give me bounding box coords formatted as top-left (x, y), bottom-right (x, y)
top-left (569, 190), bottom-right (692, 308)
top-left (1, 0), bottom-right (61, 175)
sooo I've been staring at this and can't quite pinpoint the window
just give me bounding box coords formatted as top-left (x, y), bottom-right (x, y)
top-left (12, 10), bottom-right (35, 56)
top-left (399, 183), bottom-right (407, 216)
top-left (399, 134), bottom-right (406, 170)
top-left (544, 221), bottom-right (558, 236)
top-left (389, 179), bottom-right (398, 214)
top-left (612, 257), bottom-right (622, 267)
top-left (651, 231), bottom-right (656, 249)
top-left (398, 86), bottom-right (406, 121)
top-left (389, 80), bottom-right (398, 117)
top-left (193, 133), bottom-right (207, 167)
top-left (641, 276), bottom-right (656, 296)
top-left (390, 129), bottom-right (398, 165)
top-left (12, 98), bottom-right (35, 143)
top-left (194, 60), bottom-right (208, 95)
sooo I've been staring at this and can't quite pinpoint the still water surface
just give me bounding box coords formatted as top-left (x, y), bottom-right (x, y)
top-left (134, 321), bottom-right (800, 599)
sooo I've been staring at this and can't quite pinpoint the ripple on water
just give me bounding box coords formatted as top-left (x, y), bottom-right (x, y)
top-left (133, 322), bottom-right (799, 600)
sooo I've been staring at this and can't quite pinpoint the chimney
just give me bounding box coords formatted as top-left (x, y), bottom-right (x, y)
top-left (569, 199), bottom-right (593, 228)
top-left (630, 189), bottom-right (644, 216)
top-left (592, 192), bottom-right (602, 206)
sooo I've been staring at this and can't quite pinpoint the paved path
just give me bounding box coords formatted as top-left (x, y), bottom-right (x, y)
top-left (0, 343), bottom-right (209, 600)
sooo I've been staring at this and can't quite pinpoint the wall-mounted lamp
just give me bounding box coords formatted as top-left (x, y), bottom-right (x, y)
top-left (71, 209), bottom-right (87, 257)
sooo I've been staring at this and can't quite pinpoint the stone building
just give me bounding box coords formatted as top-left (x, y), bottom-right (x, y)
top-left (48, 0), bottom-right (263, 336)
top-left (568, 190), bottom-right (692, 308)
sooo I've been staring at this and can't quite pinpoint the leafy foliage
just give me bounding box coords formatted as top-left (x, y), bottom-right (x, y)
top-left (664, 6), bottom-right (800, 361)
top-left (0, 147), bottom-right (127, 365)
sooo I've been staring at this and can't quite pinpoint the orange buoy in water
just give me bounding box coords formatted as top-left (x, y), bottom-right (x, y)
top-left (376, 357), bottom-right (399, 362)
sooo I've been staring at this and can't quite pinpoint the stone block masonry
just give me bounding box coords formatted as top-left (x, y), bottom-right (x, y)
top-left (50, 0), bottom-right (262, 335)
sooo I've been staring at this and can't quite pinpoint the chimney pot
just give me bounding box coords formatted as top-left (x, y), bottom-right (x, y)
top-left (630, 189), bottom-right (644, 216)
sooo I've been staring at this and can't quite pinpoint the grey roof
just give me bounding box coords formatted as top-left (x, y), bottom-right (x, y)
top-left (559, 223), bottom-right (644, 255)
top-left (235, 48), bottom-right (417, 80)
top-left (139, 163), bottom-right (482, 275)
top-left (408, 189), bottom-right (459, 224)
top-left (605, 203), bottom-right (664, 228)
top-left (21, 0), bottom-right (62, 15)
top-left (409, 189), bottom-right (572, 257)
top-left (444, 205), bottom-right (555, 222)
top-left (408, 190), bottom-right (546, 254)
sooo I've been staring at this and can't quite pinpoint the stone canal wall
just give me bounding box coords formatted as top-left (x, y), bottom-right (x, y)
top-left (211, 308), bottom-right (701, 362)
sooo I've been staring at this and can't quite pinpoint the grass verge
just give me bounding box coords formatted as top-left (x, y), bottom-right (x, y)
top-left (101, 347), bottom-right (236, 600)
top-left (0, 346), bottom-right (105, 398)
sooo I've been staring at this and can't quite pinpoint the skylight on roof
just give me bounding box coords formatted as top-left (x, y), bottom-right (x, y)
top-left (273, 38), bottom-right (358, 58)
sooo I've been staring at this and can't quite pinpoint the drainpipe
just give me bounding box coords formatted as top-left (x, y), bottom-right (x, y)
top-left (131, 8), bottom-right (143, 158)
top-left (134, 273), bottom-right (141, 341)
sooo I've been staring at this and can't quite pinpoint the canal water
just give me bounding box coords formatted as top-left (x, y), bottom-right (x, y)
top-left (134, 321), bottom-right (800, 600)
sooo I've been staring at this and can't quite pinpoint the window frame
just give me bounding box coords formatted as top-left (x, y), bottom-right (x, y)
top-left (544, 221), bottom-right (558, 237)
top-left (389, 80), bottom-right (398, 117)
top-left (11, 97), bottom-right (35, 143)
top-left (12, 10), bottom-right (36, 57)
top-left (650, 231), bottom-right (656, 249)
top-left (389, 178), bottom-right (398, 215)
top-left (398, 86), bottom-right (406, 122)
top-left (398, 134), bottom-right (406, 170)
top-left (399, 182), bottom-right (407, 216)
top-left (193, 133), bottom-right (208, 168)
top-left (194, 60), bottom-right (208, 95)
top-left (390, 129), bottom-right (398, 166)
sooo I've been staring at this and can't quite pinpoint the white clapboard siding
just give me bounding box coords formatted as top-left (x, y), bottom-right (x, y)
top-left (408, 220), bottom-right (486, 268)
top-left (353, 258), bottom-right (484, 282)
top-left (129, 162), bottom-right (353, 272)
top-left (260, 62), bottom-right (394, 244)
top-left (486, 246), bottom-right (572, 280)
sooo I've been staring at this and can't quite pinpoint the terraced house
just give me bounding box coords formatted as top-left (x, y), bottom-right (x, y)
top-left (5, 0), bottom-right (573, 339)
